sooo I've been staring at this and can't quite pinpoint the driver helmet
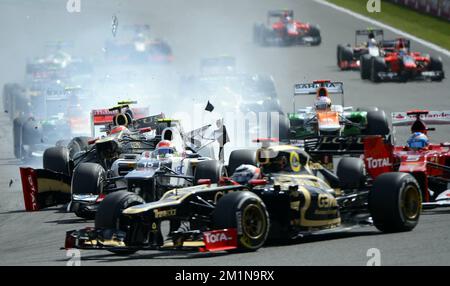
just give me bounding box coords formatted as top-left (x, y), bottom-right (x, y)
top-left (155, 140), bottom-right (176, 157)
top-left (314, 96), bottom-right (332, 111)
top-left (407, 132), bottom-right (429, 150)
top-left (395, 39), bottom-right (408, 55)
top-left (231, 164), bottom-right (261, 185)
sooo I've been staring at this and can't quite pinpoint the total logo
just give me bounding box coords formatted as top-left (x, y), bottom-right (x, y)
top-left (27, 174), bottom-right (38, 210)
top-left (366, 157), bottom-right (391, 169)
top-left (204, 232), bottom-right (233, 244)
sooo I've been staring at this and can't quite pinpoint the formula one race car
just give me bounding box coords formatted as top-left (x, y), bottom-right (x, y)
top-left (104, 24), bottom-right (173, 64)
top-left (179, 56), bottom-right (282, 114)
top-left (3, 44), bottom-right (93, 122)
top-left (64, 140), bottom-right (421, 254)
top-left (287, 80), bottom-right (390, 145)
top-left (253, 10), bottom-right (321, 46)
top-left (362, 110), bottom-right (450, 209)
top-left (337, 29), bottom-right (384, 70)
top-left (19, 102), bottom-right (229, 219)
top-left (360, 38), bottom-right (445, 82)
top-left (12, 86), bottom-right (92, 161)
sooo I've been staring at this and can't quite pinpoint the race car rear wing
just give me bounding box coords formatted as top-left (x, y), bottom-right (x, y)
top-left (392, 110), bottom-right (450, 126)
top-left (293, 81), bottom-right (344, 112)
top-left (355, 29), bottom-right (383, 36)
top-left (381, 39), bottom-right (411, 51)
top-left (90, 107), bottom-right (150, 136)
top-left (355, 29), bottom-right (384, 45)
top-left (267, 9), bottom-right (293, 18)
top-left (294, 81), bottom-right (344, 95)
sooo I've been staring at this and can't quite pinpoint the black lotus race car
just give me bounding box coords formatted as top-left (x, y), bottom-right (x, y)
top-left (65, 140), bottom-right (421, 254)
top-left (253, 10), bottom-right (321, 46)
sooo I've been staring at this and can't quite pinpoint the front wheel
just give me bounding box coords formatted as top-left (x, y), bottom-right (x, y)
top-left (95, 191), bottom-right (145, 254)
top-left (213, 191), bottom-right (269, 251)
top-left (369, 172), bottom-right (422, 232)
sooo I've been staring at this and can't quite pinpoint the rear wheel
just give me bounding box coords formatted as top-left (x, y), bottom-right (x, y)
top-left (71, 163), bottom-right (105, 195)
top-left (71, 163), bottom-right (106, 220)
top-left (228, 149), bottom-right (257, 175)
top-left (13, 116), bottom-right (28, 159)
top-left (370, 56), bottom-right (386, 83)
top-left (369, 172), bottom-right (421, 232)
top-left (429, 57), bottom-right (444, 82)
top-left (356, 107), bottom-right (379, 112)
top-left (95, 191), bottom-right (145, 254)
top-left (43, 146), bottom-right (70, 175)
top-left (307, 25), bottom-right (321, 46)
top-left (193, 160), bottom-right (225, 184)
top-left (68, 136), bottom-right (92, 158)
top-left (213, 191), bottom-right (269, 251)
top-left (365, 110), bottom-right (390, 135)
top-left (336, 157), bottom-right (366, 189)
top-left (338, 45), bottom-right (354, 70)
top-left (360, 54), bottom-right (372, 80)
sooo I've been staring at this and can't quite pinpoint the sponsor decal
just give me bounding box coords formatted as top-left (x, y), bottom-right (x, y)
top-left (363, 136), bottom-right (393, 178)
top-left (366, 157), bottom-right (392, 169)
top-left (153, 208), bottom-right (176, 218)
top-left (20, 168), bottom-right (39, 211)
top-left (290, 152), bottom-right (301, 172)
top-left (317, 193), bottom-right (338, 208)
top-left (202, 229), bottom-right (237, 252)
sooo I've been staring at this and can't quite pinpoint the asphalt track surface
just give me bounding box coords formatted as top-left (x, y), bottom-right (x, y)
top-left (0, 0), bottom-right (450, 265)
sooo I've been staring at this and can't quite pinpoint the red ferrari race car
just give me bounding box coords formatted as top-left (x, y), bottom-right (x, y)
top-left (253, 10), bottom-right (321, 46)
top-left (363, 110), bottom-right (450, 209)
top-left (360, 38), bottom-right (445, 82)
top-left (337, 29), bottom-right (384, 70)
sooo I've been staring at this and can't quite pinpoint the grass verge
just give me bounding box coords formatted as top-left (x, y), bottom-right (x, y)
top-left (326, 0), bottom-right (450, 50)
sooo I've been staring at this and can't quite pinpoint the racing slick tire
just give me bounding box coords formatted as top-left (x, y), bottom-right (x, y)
top-left (95, 191), bottom-right (145, 255)
top-left (336, 157), bottom-right (366, 189)
top-left (356, 106), bottom-right (379, 112)
top-left (43, 146), bottom-right (71, 175)
top-left (337, 45), bottom-right (344, 67)
top-left (228, 149), bottom-right (257, 175)
top-left (369, 172), bottom-right (421, 233)
top-left (68, 136), bottom-right (92, 158)
top-left (13, 116), bottom-right (29, 159)
top-left (429, 57), bottom-right (444, 82)
top-left (194, 160), bottom-right (225, 184)
top-left (71, 163), bottom-right (106, 219)
top-left (306, 25), bottom-right (321, 46)
top-left (14, 117), bottom-right (43, 159)
top-left (213, 191), bottom-right (269, 251)
top-left (370, 56), bottom-right (387, 83)
top-left (360, 54), bottom-right (372, 80)
top-left (338, 45), bottom-right (354, 70)
top-left (365, 110), bottom-right (390, 136)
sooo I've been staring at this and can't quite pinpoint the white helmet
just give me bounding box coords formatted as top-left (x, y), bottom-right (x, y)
top-left (314, 96), bottom-right (331, 111)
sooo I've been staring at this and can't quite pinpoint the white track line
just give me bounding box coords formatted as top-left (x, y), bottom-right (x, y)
top-left (314, 0), bottom-right (450, 58)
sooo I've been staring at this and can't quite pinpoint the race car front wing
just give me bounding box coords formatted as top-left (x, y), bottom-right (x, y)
top-left (64, 227), bottom-right (238, 253)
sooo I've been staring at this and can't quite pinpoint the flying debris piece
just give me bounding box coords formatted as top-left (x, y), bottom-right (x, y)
top-left (9, 179), bottom-right (13, 188)
top-left (112, 15), bottom-right (119, 37)
top-left (205, 101), bottom-right (214, 112)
